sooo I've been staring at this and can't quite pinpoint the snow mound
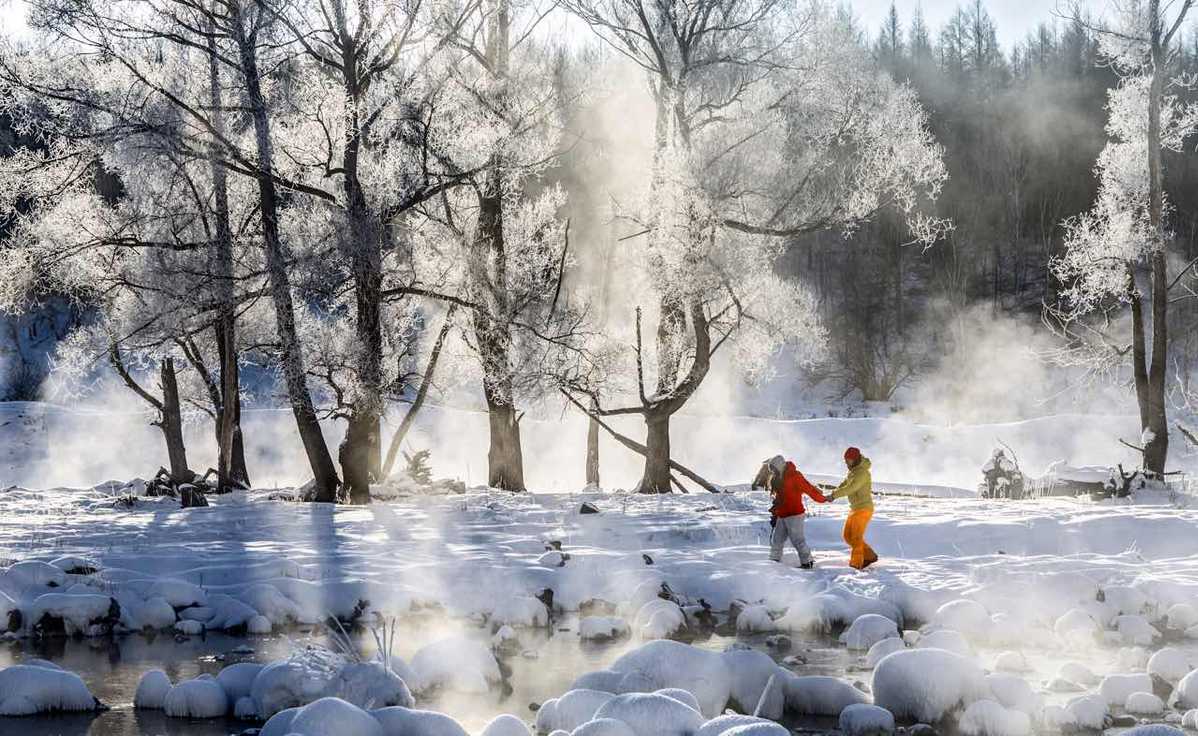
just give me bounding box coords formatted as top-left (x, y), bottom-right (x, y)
top-left (1038, 704), bottom-right (1076, 732)
top-left (330, 662), bottom-right (413, 710)
top-left (163, 678), bottom-right (228, 718)
top-left (283, 697), bottom-right (383, 736)
top-left (777, 587), bottom-right (902, 632)
top-left (134, 669), bottom-right (172, 709)
top-left (371, 706), bottom-right (470, 736)
top-left (840, 614), bottom-right (899, 651)
top-left (916, 629), bottom-right (972, 657)
top-left (1178, 669), bottom-right (1198, 708)
top-left (1102, 586), bottom-right (1148, 616)
top-left (1125, 691), bottom-right (1165, 715)
top-left (694, 715), bottom-right (776, 736)
top-left (535, 689), bottom-right (616, 733)
top-left (570, 718), bottom-right (638, 736)
top-left (1099, 673), bottom-right (1153, 706)
top-left (838, 703), bottom-right (895, 736)
top-left (28, 592), bottom-right (118, 636)
top-left (1065, 694), bottom-right (1108, 730)
top-left (872, 648), bottom-right (987, 723)
top-left (1148, 647), bottom-right (1194, 684)
top-left (580, 617), bottom-right (629, 641)
top-left (0, 664), bottom-right (101, 715)
top-left (590, 692), bottom-right (705, 736)
top-left (2, 560), bottom-right (67, 590)
top-left (931, 600), bottom-right (990, 639)
top-left (479, 714), bottom-right (531, 736)
top-left (251, 649), bottom-right (348, 719)
top-left (958, 699), bottom-right (1031, 736)
top-left (716, 724), bottom-right (789, 736)
top-left (866, 638), bottom-right (905, 669)
top-left (409, 636), bottom-right (501, 694)
top-left (781, 674), bottom-right (869, 715)
top-left (1182, 709), bottom-right (1198, 729)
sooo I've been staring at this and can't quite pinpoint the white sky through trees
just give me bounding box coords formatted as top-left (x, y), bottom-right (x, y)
top-left (850, 0), bottom-right (1108, 48)
top-left (0, 1), bottom-right (1114, 47)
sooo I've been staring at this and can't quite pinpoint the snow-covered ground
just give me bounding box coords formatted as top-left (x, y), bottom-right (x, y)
top-left (0, 480), bottom-right (1197, 734)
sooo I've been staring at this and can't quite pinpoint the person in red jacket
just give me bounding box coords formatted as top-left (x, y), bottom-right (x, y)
top-left (753, 455), bottom-right (827, 568)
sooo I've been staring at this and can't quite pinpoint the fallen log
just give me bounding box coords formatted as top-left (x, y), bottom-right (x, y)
top-left (559, 389), bottom-right (721, 493)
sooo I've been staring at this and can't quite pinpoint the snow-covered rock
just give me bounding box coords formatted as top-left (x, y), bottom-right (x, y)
top-left (492, 595), bottom-right (549, 628)
top-left (634, 599), bottom-right (686, 640)
top-left (591, 692), bottom-right (705, 736)
top-left (655, 688), bottom-right (701, 713)
top-left (1102, 586), bottom-right (1148, 616)
top-left (282, 697), bottom-right (382, 736)
top-left (1182, 709), bottom-right (1198, 729)
top-left (248, 614), bottom-right (273, 634)
top-left (722, 648), bottom-right (784, 719)
top-left (1117, 727), bottom-right (1185, 736)
top-left (163, 678), bottom-right (228, 718)
top-left (735, 605), bottom-right (776, 634)
top-left (1125, 691), bottom-right (1165, 715)
top-left (931, 600), bottom-right (990, 640)
top-left (866, 638), bottom-right (905, 669)
top-left (251, 649), bottom-right (348, 719)
top-left (134, 669), bottom-right (172, 709)
top-left (781, 674), bottom-right (869, 716)
top-left (2, 560), bottom-right (67, 590)
top-left (1099, 673), bottom-right (1153, 706)
top-left (872, 648), bottom-right (987, 723)
top-left (28, 592), bottom-right (118, 636)
top-left (570, 718), bottom-right (639, 736)
top-left (985, 674), bottom-right (1041, 714)
top-left (713, 724), bottom-right (789, 736)
top-left (1119, 646), bottom-right (1151, 670)
top-left (330, 661), bottom-right (413, 710)
top-left (580, 617), bottom-right (629, 641)
top-left (536, 689), bottom-right (616, 733)
top-left (1115, 614), bottom-right (1161, 646)
top-left (1053, 608), bottom-right (1099, 643)
top-left (838, 703), bottom-right (896, 736)
top-left (1056, 662), bottom-right (1098, 687)
top-left (1148, 647), bottom-right (1194, 684)
top-left (577, 641), bottom-right (731, 718)
top-left (1166, 603), bottom-right (1198, 631)
top-left (840, 614), bottom-right (899, 651)
top-left (371, 706), bottom-right (470, 736)
top-left (409, 636), bottom-right (501, 694)
top-left (479, 714), bottom-right (531, 736)
top-left (959, 699), bottom-right (1031, 736)
top-left (1038, 704), bottom-right (1076, 732)
top-left (0, 664), bottom-right (101, 715)
top-left (916, 629), bottom-right (971, 657)
top-left (216, 662), bottom-right (264, 703)
top-left (1065, 694), bottom-right (1108, 731)
top-left (1178, 669), bottom-right (1198, 709)
top-left (693, 715), bottom-right (777, 736)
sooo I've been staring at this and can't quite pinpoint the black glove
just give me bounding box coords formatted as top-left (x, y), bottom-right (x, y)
top-left (769, 515), bottom-right (777, 529)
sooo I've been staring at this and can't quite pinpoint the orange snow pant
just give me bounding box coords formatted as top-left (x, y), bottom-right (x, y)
top-left (843, 508), bottom-right (878, 569)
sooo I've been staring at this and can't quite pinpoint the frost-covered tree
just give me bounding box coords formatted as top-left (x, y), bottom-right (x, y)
top-left (409, 0), bottom-right (589, 491)
top-left (1050, 0), bottom-right (1196, 475)
top-left (562, 0), bottom-right (948, 492)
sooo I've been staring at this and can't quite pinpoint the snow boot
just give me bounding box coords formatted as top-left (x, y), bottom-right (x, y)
top-left (800, 561), bottom-right (815, 570)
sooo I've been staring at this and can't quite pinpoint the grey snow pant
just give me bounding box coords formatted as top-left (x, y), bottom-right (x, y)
top-left (770, 514), bottom-right (813, 565)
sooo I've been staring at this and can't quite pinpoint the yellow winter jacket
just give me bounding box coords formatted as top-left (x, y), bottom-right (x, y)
top-left (831, 458), bottom-right (874, 510)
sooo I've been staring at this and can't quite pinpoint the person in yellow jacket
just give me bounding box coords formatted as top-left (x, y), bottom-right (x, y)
top-left (827, 446), bottom-right (878, 570)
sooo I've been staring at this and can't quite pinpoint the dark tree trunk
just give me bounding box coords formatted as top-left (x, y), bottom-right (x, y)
top-left (585, 396), bottom-right (600, 488)
top-left (636, 412), bottom-right (671, 494)
top-left (159, 358), bottom-right (192, 483)
top-left (232, 4), bottom-right (339, 500)
top-left (484, 380), bottom-right (525, 491)
top-left (207, 18), bottom-right (247, 492)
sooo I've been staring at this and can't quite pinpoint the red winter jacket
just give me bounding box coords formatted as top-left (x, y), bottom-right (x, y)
top-left (771, 461), bottom-right (827, 518)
